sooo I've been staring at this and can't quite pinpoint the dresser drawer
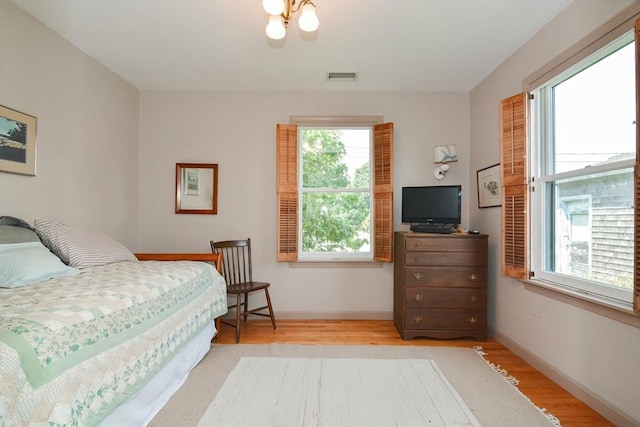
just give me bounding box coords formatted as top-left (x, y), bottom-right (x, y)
top-left (405, 251), bottom-right (487, 266)
top-left (405, 288), bottom-right (486, 309)
top-left (404, 266), bottom-right (485, 287)
top-left (406, 236), bottom-right (486, 252)
top-left (405, 310), bottom-right (486, 331)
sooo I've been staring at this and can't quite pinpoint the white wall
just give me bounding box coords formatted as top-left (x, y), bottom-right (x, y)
top-left (0, 0), bottom-right (140, 248)
top-left (469, 0), bottom-right (639, 425)
top-left (138, 91), bottom-right (470, 318)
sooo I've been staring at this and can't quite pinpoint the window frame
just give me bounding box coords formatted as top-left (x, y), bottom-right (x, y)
top-left (297, 125), bottom-right (374, 261)
top-left (529, 27), bottom-right (635, 307)
top-left (505, 3), bottom-right (640, 316)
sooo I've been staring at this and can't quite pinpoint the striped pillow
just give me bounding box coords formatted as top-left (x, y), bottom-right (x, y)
top-left (35, 219), bottom-right (137, 268)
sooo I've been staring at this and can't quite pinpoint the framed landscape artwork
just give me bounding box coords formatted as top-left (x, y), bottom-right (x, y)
top-left (477, 163), bottom-right (501, 208)
top-left (184, 168), bottom-right (200, 195)
top-left (0, 105), bottom-right (37, 176)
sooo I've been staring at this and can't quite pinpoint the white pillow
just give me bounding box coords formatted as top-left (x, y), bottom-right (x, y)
top-left (35, 219), bottom-right (137, 268)
top-left (0, 242), bottom-right (79, 288)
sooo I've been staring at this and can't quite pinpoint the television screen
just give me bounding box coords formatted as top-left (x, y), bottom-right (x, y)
top-left (401, 185), bottom-right (462, 225)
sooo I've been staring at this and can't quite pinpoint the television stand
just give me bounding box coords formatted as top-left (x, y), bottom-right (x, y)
top-left (410, 223), bottom-right (455, 234)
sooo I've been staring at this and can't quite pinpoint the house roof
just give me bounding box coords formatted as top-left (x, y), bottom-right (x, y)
top-left (10, 0), bottom-right (573, 92)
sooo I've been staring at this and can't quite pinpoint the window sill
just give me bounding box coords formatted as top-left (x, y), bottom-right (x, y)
top-left (521, 278), bottom-right (639, 328)
top-left (289, 261), bottom-right (384, 268)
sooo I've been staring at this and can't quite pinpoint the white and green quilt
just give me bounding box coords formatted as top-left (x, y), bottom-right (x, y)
top-left (0, 260), bottom-right (228, 426)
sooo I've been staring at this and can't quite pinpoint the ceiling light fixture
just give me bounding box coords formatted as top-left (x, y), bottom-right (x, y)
top-left (263, 0), bottom-right (319, 40)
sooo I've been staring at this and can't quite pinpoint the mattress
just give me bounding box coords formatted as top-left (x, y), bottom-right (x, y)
top-left (0, 260), bottom-right (228, 426)
top-left (99, 320), bottom-right (217, 426)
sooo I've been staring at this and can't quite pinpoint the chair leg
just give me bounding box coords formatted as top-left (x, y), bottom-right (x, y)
top-left (214, 317), bottom-right (221, 341)
top-left (243, 292), bottom-right (249, 322)
top-left (235, 293), bottom-right (242, 343)
top-left (264, 288), bottom-right (277, 330)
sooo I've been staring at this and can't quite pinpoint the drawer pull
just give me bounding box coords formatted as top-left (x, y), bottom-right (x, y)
top-left (413, 273), bottom-right (424, 280)
top-left (469, 274), bottom-right (478, 281)
top-left (468, 295), bottom-right (478, 303)
top-left (413, 315), bottom-right (423, 324)
top-left (413, 257), bottom-right (421, 262)
top-left (413, 294), bottom-right (423, 302)
top-left (467, 316), bottom-right (478, 324)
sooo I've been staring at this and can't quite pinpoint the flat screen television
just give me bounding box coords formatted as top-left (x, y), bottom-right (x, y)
top-left (401, 185), bottom-right (462, 226)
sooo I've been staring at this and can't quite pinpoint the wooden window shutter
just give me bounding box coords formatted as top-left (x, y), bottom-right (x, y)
top-left (500, 93), bottom-right (529, 279)
top-left (634, 17), bottom-right (640, 313)
top-left (373, 122), bottom-right (394, 262)
top-left (276, 124), bottom-right (298, 261)
top-left (502, 184), bottom-right (528, 278)
top-left (500, 93), bottom-right (528, 187)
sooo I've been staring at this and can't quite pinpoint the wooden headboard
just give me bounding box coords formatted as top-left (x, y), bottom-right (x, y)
top-left (134, 253), bottom-right (222, 274)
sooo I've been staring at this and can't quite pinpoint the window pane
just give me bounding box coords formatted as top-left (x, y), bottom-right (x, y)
top-left (547, 168), bottom-right (633, 290)
top-left (301, 129), bottom-right (370, 189)
top-left (299, 126), bottom-right (372, 257)
top-left (302, 192), bottom-right (370, 253)
top-left (552, 42), bottom-right (635, 174)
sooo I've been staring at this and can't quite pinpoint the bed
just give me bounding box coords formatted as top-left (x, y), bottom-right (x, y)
top-left (0, 217), bottom-right (228, 426)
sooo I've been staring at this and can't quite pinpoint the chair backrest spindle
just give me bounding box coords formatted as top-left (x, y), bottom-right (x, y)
top-left (210, 238), bottom-right (254, 286)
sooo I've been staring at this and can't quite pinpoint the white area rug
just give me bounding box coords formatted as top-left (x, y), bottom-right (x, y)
top-left (150, 344), bottom-right (558, 427)
top-left (197, 357), bottom-right (480, 427)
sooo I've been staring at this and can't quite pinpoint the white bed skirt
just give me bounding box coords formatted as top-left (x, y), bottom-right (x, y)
top-left (97, 321), bottom-right (217, 427)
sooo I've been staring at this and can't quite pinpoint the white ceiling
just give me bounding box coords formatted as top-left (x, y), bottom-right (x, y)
top-left (10, 0), bottom-right (573, 92)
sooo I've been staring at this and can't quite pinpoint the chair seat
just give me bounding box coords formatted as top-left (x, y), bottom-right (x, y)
top-left (227, 281), bottom-right (270, 293)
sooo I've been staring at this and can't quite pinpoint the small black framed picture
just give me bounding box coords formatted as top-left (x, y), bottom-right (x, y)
top-left (477, 163), bottom-right (501, 208)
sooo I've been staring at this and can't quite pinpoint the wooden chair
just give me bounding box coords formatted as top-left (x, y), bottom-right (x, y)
top-left (210, 238), bottom-right (276, 343)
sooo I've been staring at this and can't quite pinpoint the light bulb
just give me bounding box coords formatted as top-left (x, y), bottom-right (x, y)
top-left (298, 4), bottom-right (319, 32)
top-left (263, 0), bottom-right (285, 15)
top-left (266, 15), bottom-right (286, 40)
top-left (433, 163), bottom-right (450, 180)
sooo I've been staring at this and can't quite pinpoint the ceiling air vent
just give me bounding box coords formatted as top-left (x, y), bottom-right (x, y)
top-left (326, 72), bottom-right (358, 81)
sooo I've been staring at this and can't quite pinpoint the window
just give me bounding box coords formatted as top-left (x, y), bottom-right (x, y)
top-left (276, 120), bottom-right (393, 263)
top-left (531, 32), bottom-right (635, 306)
top-left (300, 127), bottom-right (372, 260)
top-left (501, 9), bottom-right (640, 313)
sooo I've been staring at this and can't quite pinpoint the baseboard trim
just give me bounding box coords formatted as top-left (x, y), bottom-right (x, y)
top-left (273, 311), bottom-right (394, 320)
top-left (491, 329), bottom-right (638, 427)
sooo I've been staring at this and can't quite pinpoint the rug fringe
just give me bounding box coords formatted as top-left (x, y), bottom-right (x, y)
top-left (472, 346), bottom-right (562, 427)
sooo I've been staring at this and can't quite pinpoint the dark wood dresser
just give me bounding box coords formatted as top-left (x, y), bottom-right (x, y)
top-left (393, 231), bottom-right (488, 341)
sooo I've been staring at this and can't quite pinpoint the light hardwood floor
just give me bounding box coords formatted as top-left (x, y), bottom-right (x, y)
top-left (215, 319), bottom-right (613, 427)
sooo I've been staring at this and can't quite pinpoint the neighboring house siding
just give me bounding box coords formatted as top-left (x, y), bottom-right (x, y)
top-left (557, 173), bottom-right (633, 288)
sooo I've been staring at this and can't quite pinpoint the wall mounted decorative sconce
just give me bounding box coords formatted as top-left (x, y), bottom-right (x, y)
top-left (433, 145), bottom-right (458, 180)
